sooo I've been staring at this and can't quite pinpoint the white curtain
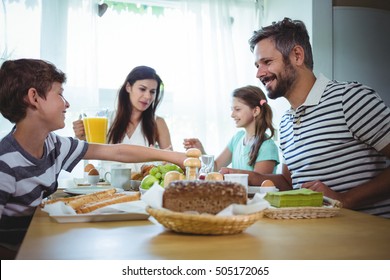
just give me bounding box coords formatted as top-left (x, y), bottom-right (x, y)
top-left (40, 0), bottom-right (99, 137)
top-left (0, 0), bottom-right (264, 158)
top-left (0, 0), bottom-right (43, 136)
top-left (0, 0), bottom-right (99, 139)
top-left (159, 0), bottom-right (263, 155)
top-left (173, 0), bottom-right (240, 156)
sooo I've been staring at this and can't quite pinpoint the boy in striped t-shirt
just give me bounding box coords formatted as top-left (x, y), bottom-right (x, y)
top-left (0, 59), bottom-right (186, 259)
top-left (223, 18), bottom-right (390, 218)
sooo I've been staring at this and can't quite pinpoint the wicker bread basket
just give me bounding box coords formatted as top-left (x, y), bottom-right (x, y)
top-left (146, 206), bottom-right (264, 235)
top-left (264, 196), bottom-right (342, 219)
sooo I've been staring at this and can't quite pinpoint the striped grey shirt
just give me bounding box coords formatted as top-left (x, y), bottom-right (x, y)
top-left (0, 130), bottom-right (88, 249)
top-left (280, 74), bottom-right (390, 217)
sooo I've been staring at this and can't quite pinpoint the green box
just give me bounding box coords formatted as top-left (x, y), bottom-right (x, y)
top-left (265, 188), bottom-right (323, 208)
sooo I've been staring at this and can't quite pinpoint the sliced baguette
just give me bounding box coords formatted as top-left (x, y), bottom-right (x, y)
top-left (42, 189), bottom-right (115, 207)
top-left (76, 192), bottom-right (141, 214)
top-left (66, 188), bottom-right (117, 210)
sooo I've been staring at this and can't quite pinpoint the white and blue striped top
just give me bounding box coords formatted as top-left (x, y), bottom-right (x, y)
top-left (280, 74), bottom-right (390, 217)
top-left (0, 130), bottom-right (88, 249)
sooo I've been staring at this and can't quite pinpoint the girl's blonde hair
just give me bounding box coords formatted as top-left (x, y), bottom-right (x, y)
top-left (232, 85), bottom-right (275, 166)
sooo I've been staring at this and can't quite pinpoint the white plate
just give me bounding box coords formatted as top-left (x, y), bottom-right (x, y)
top-left (248, 186), bottom-right (279, 194)
top-left (248, 186), bottom-right (261, 194)
top-left (49, 212), bottom-right (149, 223)
top-left (63, 186), bottom-right (121, 195)
top-left (57, 178), bottom-right (76, 189)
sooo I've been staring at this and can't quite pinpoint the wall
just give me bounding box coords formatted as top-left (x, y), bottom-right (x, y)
top-left (333, 0), bottom-right (390, 11)
top-left (257, 0), bottom-right (316, 131)
top-left (262, 0), bottom-right (313, 27)
top-left (261, 0), bottom-right (390, 108)
top-left (333, 7), bottom-right (390, 106)
top-left (263, 0), bottom-right (333, 78)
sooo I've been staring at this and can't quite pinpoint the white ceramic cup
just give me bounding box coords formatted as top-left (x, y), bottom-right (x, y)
top-left (87, 175), bottom-right (100, 185)
top-left (223, 174), bottom-right (249, 192)
top-left (104, 166), bottom-right (131, 189)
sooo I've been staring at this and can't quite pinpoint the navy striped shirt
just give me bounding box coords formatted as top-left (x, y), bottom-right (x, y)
top-left (0, 130), bottom-right (88, 250)
top-left (280, 74), bottom-right (390, 217)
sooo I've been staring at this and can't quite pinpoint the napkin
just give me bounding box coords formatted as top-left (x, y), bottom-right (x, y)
top-left (217, 193), bottom-right (270, 216)
top-left (141, 183), bottom-right (270, 216)
top-left (42, 201), bottom-right (77, 215)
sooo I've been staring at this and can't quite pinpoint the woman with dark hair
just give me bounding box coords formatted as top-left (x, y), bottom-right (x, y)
top-left (107, 66), bottom-right (171, 148)
top-left (73, 66), bottom-right (172, 150)
top-left (184, 85), bottom-right (279, 173)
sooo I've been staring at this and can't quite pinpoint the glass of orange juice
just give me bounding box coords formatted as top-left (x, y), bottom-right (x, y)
top-left (83, 109), bottom-right (108, 144)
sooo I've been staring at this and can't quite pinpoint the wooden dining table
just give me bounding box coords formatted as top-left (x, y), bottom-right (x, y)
top-left (16, 202), bottom-right (390, 260)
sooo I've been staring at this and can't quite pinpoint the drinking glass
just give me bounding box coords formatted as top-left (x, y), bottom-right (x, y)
top-left (200, 155), bottom-right (214, 174)
top-left (82, 109), bottom-right (108, 144)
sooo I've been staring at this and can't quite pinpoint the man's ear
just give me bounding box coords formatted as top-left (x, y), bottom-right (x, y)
top-left (291, 45), bottom-right (305, 66)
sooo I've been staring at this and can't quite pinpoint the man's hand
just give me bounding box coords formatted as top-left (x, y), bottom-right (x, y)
top-left (301, 180), bottom-right (344, 203)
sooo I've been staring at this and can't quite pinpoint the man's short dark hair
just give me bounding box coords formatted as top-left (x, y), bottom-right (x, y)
top-left (249, 17), bottom-right (314, 70)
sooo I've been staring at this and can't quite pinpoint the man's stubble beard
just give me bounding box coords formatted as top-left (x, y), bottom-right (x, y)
top-left (266, 60), bottom-right (297, 100)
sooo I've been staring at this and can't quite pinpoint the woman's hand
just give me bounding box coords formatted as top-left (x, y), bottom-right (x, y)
top-left (162, 145), bottom-right (173, 151)
top-left (72, 119), bottom-right (86, 140)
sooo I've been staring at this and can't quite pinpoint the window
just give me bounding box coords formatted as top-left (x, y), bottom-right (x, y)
top-left (1, 0), bottom-right (264, 157)
top-left (0, 0), bottom-right (42, 136)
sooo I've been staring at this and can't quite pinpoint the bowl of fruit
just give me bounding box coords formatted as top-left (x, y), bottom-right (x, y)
top-left (139, 163), bottom-right (184, 194)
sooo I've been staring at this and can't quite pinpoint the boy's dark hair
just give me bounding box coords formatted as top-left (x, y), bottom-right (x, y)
top-left (249, 17), bottom-right (314, 70)
top-left (0, 59), bottom-right (66, 123)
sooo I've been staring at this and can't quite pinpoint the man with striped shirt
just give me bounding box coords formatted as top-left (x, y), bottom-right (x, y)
top-left (223, 18), bottom-right (390, 218)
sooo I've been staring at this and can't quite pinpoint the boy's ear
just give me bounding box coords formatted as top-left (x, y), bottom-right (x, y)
top-left (26, 88), bottom-right (39, 108)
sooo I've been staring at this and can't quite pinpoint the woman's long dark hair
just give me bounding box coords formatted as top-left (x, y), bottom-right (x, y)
top-left (107, 66), bottom-right (164, 145)
top-left (233, 86), bottom-right (275, 167)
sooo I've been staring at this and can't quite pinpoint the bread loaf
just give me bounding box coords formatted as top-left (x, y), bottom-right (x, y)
top-left (43, 188), bottom-right (142, 214)
top-left (67, 188), bottom-right (117, 210)
top-left (163, 181), bottom-right (247, 215)
top-left (76, 192), bottom-right (141, 214)
top-left (43, 188), bottom-right (115, 206)
top-left (42, 195), bottom-right (80, 207)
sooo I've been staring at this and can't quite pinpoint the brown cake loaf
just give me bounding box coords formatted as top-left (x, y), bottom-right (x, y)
top-left (163, 180), bottom-right (247, 214)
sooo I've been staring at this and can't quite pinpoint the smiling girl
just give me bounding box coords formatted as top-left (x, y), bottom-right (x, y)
top-left (184, 85), bottom-right (279, 173)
